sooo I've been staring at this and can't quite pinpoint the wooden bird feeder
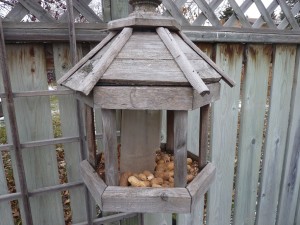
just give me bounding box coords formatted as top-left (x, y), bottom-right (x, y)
top-left (58, 0), bottom-right (234, 214)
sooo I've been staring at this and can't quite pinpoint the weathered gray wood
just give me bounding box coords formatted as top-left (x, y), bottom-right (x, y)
top-left (296, 196), bottom-right (300, 225)
top-left (57, 31), bottom-right (117, 85)
top-left (72, 0), bottom-right (103, 23)
top-left (80, 160), bottom-right (107, 210)
top-left (29, 181), bottom-right (83, 196)
top-left (192, 82), bottom-right (221, 109)
top-left (256, 45), bottom-right (296, 225)
top-left (278, 2), bottom-right (300, 30)
top-left (93, 84), bottom-right (220, 110)
top-left (120, 110), bottom-right (161, 173)
top-left (277, 0), bottom-right (300, 30)
top-left (62, 27), bottom-right (132, 95)
top-left (178, 31), bottom-right (235, 87)
top-left (224, 0), bottom-right (253, 27)
top-left (174, 110), bottom-right (188, 187)
top-left (101, 109), bottom-right (119, 186)
top-left (162, 0), bottom-right (190, 26)
top-left (233, 45), bottom-right (272, 225)
top-left (228, 0), bottom-right (251, 27)
top-left (193, 0), bottom-right (222, 27)
top-left (76, 92), bottom-right (94, 108)
top-left (102, 0), bottom-right (112, 22)
top-left (187, 162), bottom-right (216, 212)
top-left (18, 0), bottom-right (55, 22)
top-left (276, 46), bottom-right (300, 225)
top-left (157, 27), bottom-right (210, 95)
top-left (86, 105), bottom-right (97, 168)
top-left (252, 0), bottom-right (278, 28)
top-left (166, 111), bottom-right (174, 151)
top-left (0, 192), bottom-right (22, 202)
top-left (111, 0), bottom-right (129, 20)
top-left (206, 44), bottom-right (243, 225)
top-left (252, 0), bottom-right (276, 29)
top-left (199, 104), bottom-right (209, 169)
top-left (3, 2), bottom-right (29, 22)
top-left (4, 44), bottom-right (65, 225)
top-left (102, 186), bottom-right (191, 213)
top-left (192, 0), bottom-right (223, 25)
top-left (108, 14), bottom-right (181, 31)
top-left (59, 0), bottom-right (92, 22)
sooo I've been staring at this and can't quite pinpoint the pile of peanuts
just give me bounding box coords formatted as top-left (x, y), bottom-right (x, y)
top-left (119, 151), bottom-right (199, 188)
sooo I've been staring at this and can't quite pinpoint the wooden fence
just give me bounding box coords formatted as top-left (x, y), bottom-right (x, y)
top-left (0, 0), bottom-right (300, 225)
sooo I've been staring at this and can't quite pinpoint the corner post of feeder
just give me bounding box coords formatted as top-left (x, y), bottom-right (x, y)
top-left (174, 110), bottom-right (188, 187)
top-left (85, 105), bottom-right (97, 168)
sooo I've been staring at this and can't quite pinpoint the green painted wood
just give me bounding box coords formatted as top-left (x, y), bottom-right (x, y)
top-left (53, 43), bottom-right (88, 223)
top-left (276, 46), bottom-right (300, 225)
top-left (207, 44), bottom-right (244, 225)
top-left (233, 44), bottom-right (272, 225)
top-left (5, 44), bottom-right (64, 225)
top-left (256, 45), bottom-right (297, 225)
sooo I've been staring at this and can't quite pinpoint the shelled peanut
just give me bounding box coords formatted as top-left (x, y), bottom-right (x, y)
top-left (120, 150), bottom-right (199, 188)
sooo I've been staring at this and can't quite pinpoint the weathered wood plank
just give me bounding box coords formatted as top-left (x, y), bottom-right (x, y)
top-left (59, 0), bottom-right (92, 22)
top-left (228, 0), bottom-right (252, 27)
top-left (252, 0), bottom-right (276, 28)
top-left (80, 160), bottom-right (107, 210)
top-left (162, 0), bottom-right (190, 26)
top-left (192, 0), bottom-right (223, 25)
top-left (3, 2), bottom-right (29, 22)
top-left (101, 109), bottom-right (119, 186)
top-left (206, 44), bottom-right (243, 225)
top-left (62, 27), bottom-right (132, 95)
top-left (187, 162), bottom-right (216, 211)
top-left (18, 0), bottom-right (55, 22)
top-left (252, 0), bottom-right (278, 28)
top-left (110, 0), bottom-right (129, 20)
top-left (157, 27), bottom-right (210, 95)
top-left (166, 111), bottom-right (174, 152)
top-left (277, 0), bottom-right (300, 30)
top-left (233, 44), bottom-right (272, 225)
top-left (93, 84), bottom-right (220, 110)
top-left (57, 31), bottom-right (117, 85)
top-left (102, 0), bottom-right (111, 22)
top-left (120, 110), bottom-right (161, 173)
top-left (174, 110), bottom-right (188, 187)
top-left (278, 2), bottom-right (300, 30)
top-left (5, 44), bottom-right (65, 225)
top-left (276, 46), bottom-right (300, 225)
top-left (224, 0), bottom-right (253, 27)
top-left (256, 45), bottom-right (296, 225)
top-left (72, 0), bottom-right (103, 23)
top-left (86, 105), bottom-right (97, 168)
top-left (102, 186), bottom-right (191, 213)
top-left (199, 104), bottom-right (209, 169)
top-left (193, 0), bottom-right (222, 27)
top-left (178, 31), bottom-right (235, 87)
top-left (53, 43), bottom-right (88, 223)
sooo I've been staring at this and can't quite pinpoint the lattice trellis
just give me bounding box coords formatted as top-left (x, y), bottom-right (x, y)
top-left (0, 0), bottom-right (299, 30)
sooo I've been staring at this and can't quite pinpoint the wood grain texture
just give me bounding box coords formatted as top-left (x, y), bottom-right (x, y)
top-left (157, 27), bottom-right (210, 95)
top-left (276, 46), bottom-right (300, 225)
top-left (18, 0), bottom-right (55, 22)
top-left (120, 110), bottom-right (161, 173)
top-left (80, 160), bottom-right (107, 210)
top-left (227, 0), bottom-right (251, 27)
top-left (193, 0), bottom-right (222, 27)
top-left (174, 110), bottom-right (188, 187)
top-left (162, 0), bottom-right (190, 26)
top-left (251, 0), bottom-right (276, 29)
top-left (187, 162), bottom-right (216, 211)
top-left (86, 105), bottom-right (97, 168)
top-left (199, 105), bottom-right (209, 169)
top-left (233, 45), bottom-right (272, 225)
top-left (58, 31), bottom-right (117, 85)
top-left (207, 44), bottom-right (243, 225)
top-left (256, 45), bottom-right (296, 225)
top-left (192, 82), bottom-right (220, 109)
top-left (3, 2), bottom-right (29, 22)
top-left (102, 186), bottom-right (191, 213)
top-left (5, 44), bottom-right (64, 225)
top-left (62, 27), bottom-right (132, 95)
top-left (101, 109), bottom-right (119, 186)
top-left (53, 43), bottom-right (88, 223)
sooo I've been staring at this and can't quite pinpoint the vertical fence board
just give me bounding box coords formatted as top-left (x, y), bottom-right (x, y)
top-left (5, 44), bottom-right (64, 225)
top-left (0, 156), bottom-right (14, 225)
top-left (0, 57), bottom-right (14, 225)
top-left (233, 44), bottom-right (272, 225)
top-left (277, 46), bottom-right (300, 225)
top-left (296, 191), bottom-right (300, 225)
top-left (53, 43), bottom-right (88, 223)
top-left (256, 45), bottom-right (297, 225)
top-left (207, 44), bottom-right (243, 225)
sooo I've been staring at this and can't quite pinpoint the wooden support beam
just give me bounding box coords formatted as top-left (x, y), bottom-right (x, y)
top-left (157, 27), bottom-right (210, 96)
top-left (174, 110), bottom-right (188, 187)
top-left (101, 109), bottom-right (119, 186)
top-left (166, 111), bottom-right (174, 152)
top-left (199, 104), bottom-right (209, 169)
top-left (86, 105), bottom-right (97, 168)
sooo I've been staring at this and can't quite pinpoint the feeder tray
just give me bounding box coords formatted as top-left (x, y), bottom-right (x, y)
top-left (80, 156), bottom-right (215, 213)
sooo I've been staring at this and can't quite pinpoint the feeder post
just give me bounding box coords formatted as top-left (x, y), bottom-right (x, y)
top-left (199, 104), bottom-right (210, 169)
top-left (85, 105), bottom-right (97, 168)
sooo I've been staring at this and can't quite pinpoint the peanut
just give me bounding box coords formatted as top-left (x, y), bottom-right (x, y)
top-left (152, 184), bottom-right (162, 188)
top-left (187, 158), bottom-right (193, 165)
top-left (120, 172), bottom-right (132, 186)
top-left (151, 177), bottom-right (163, 186)
top-left (128, 176), bottom-right (148, 187)
top-left (187, 174), bottom-right (194, 182)
top-left (167, 162), bottom-right (174, 170)
top-left (138, 173), bottom-right (147, 181)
